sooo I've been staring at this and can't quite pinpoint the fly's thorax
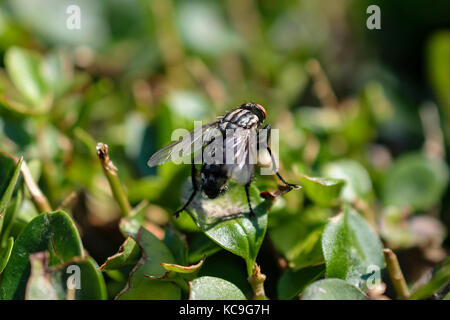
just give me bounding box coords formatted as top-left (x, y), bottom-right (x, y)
top-left (221, 108), bottom-right (261, 129)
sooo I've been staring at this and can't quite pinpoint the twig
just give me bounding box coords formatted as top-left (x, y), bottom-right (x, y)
top-left (57, 191), bottom-right (78, 211)
top-left (96, 143), bottom-right (131, 217)
top-left (263, 233), bottom-right (288, 272)
top-left (247, 263), bottom-right (268, 300)
top-left (186, 58), bottom-right (226, 109)
top-left (306, 59), bottom-right (339, 109)
top-left (65, 287), bottom-right (76, 300)
top-left (149, 0), bottom-right (188, 86)
top-left (383, 248), bottom-right (410, 299)
top-left (260, 185), bottom-right (300, 202)
top-left (21, 160), bottom-right (52, 213)
top-left (419, 102), bottom-right (445, 159)
top-left (226, 0), bottom-right (264, 45)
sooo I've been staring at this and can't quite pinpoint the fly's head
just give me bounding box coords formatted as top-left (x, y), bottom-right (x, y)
top-left (240, 102), bottom-right (266, 124)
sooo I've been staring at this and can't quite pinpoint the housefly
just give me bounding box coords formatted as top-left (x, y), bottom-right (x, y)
top-left (147, 102), bottom-right (298, 218)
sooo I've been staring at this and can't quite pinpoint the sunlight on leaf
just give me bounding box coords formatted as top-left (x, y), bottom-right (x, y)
top-left (189, 276), bottom-right (246, 300)
top-left (302, 278), bottom-right (367, 300)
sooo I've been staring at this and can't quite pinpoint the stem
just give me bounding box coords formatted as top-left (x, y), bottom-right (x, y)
top-left (264, 233), bottom-right (287, 272)
top-left (383, 248), bottom-right (410, 299)
top-left (96, 143), bottom-right (131, 217)
top-left (149, 0), bottom-right (188, 86)
top-left (186, 58), bottom-right (226, 109)
top-left (306, 59), bottom-right (339, 109)
top-left (247, 263), bottom-right (268, 300)
top-left (419, 102), bottom-right (445, 159)
top-left (65, 287), bottom-right (76, 300)
top-left (21, 160), bottom-right (52, 213)
top-left (174, 278), bottom-right (190, 294)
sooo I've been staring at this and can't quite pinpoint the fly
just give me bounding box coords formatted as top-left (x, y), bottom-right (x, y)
top-left (147, 102), bottom-right (299, 218)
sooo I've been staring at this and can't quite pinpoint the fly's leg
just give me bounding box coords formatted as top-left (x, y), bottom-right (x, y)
top-left (268, 145), bottom-right (299, 188)
top-left (174, 157), bottom-right (198, 218)
top-left (262, 124), bottom-right (299, 189)
top-left (245, 183), bottom-right (256, 218)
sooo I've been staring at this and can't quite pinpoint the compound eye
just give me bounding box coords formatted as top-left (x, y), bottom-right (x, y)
top-left (256, 104), bottom-right (267, 119)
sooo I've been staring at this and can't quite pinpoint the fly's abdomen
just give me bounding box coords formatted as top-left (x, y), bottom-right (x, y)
top-left (201, 164), bottom-right (229, 199)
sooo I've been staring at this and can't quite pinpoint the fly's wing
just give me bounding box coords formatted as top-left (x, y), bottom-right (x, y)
top-left (227, 162), bottom-right (256, 185)
top-left (224, 128), bottom-right (257, 185)
top-left (147, 122), bottom-right (220, 167)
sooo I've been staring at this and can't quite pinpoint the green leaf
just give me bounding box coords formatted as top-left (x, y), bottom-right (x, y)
top-left (183, 181), bottom-right (270, 276)
top-left (197, 250), bottom-right (251, 295)
top-left (427, 32), bottom-right (450, 132)
top-left (409, 258), bottom-right (450, 300)
top-left (382, 153), bottom-right (449, 211)
top-left (71, 257), bottom-right (107, 300)
top-left (99, 237), bottom-right (141, 271)
top-left (4, 46), bottom-right (50, 108)
top-left (164, 227), bottom-right (188, 266)
top-left (176, 2), bottom-right (239, 57)
top-left (189, 276), bottom-right (246, 300)
top-left (161, 258), bottom-right (204, 274)
top-left (0, 153), bottom-right (22, 219)
top-left (277, 264), bottom-right (325, 300)
top-left (119, 202), bottom-right (147, 238)
top-left (321, 207), bottom-right (385, 290)
top-left (302, 279), bottom-right (367, 300)
top-left (1, 188), bottom-right (23, 247)
top-left (116, 227), bottom-right (181, 300)
top-left (296, 107), bottom-right (341, 134)
top-left (0, 237), bottom-right (14, 274)
top-left (0, 210), bottom-right (83, 299)
top-left (299, 175), bottom-right (345, 207)
top-left (188, 232), bottom-right (222, 264)
top-left (270, 206), bottom-right (330, 270)
top-left (322, 160), bottom-right (372, 202)
top-left (40, 50), bottom-right (73, 98)
top-left (167, 90), bottom-right (210, 120)
top-left (6, 199), bottom-right (38, 239)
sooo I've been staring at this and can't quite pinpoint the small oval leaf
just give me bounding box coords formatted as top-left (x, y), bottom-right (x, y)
top-left (0, 153), bottom-right (22, 218)
top-left (321, 206), bottom-right (385, 290)
top-left (5, 47), bottom-right (50, 108)
top-left (277, 264), bottom-right (325, 300)
top-left (382, 153), bottom-right (449, 211)
top-left (161, 258), bottom-right (205, 274)
top-left (189, 276), bottom-right (246, 300)
top-left (302, 279), bottom-right (367, 300)
top-left (322, 160), bottom-right (372, 202)
top-left (299, 175), bottom-right (345, 207)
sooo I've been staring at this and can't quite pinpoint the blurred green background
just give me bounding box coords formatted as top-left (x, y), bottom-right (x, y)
top-left (0, 0), bottom-right (449, 299)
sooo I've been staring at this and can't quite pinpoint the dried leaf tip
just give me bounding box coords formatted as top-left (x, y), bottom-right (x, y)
top-left (260, 185), bottom-right (297, 203)
top-left (247, 263), bottom-right (267, 300)
top-left (96, 142), bottom-right (118, 172)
